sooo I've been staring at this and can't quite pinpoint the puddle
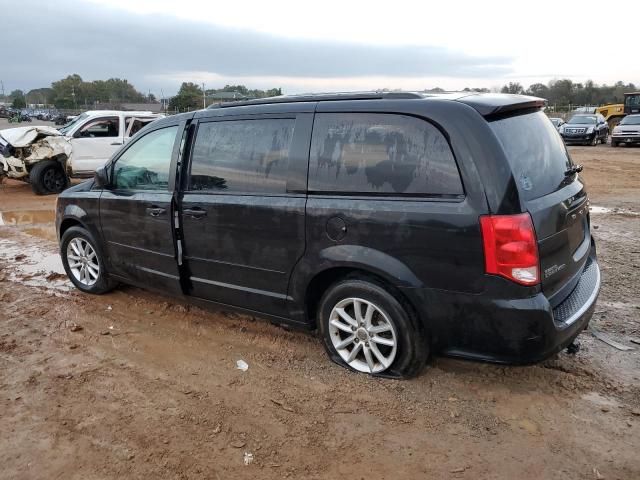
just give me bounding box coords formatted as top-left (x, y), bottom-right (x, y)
top-left (22, 226), bottom-right (57, 242)
top-left (0, 209), bottom-right (56, 226)
top-left (0, 238), bottom-right (70, 291)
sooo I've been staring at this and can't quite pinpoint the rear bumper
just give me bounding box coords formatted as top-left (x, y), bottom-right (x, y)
top-left (402, 249), bottom-right (600, 365)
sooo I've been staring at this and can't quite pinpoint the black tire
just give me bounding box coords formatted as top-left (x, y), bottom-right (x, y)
top-left (60, 226), bottom-right (117, 294)
top-left (317, 277), bottom-right (428, 378)
top-left (590, 134), bottom-right (598, 146)
top-left (611, 140), bottom-right (618, 147)
top-left (29, 160), bottom-right (68, 195)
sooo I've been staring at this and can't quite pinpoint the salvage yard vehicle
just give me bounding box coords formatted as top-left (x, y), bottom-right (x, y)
top-left (611, 114), bottom-right (640, 147)
top-left (559, 113), bottom-right (609, 146)
top-left (0, 110), bottom-right (163, 194)
top-left (55, 92), bottom-right (601, 378)
top-left (549, 117), bottom-right (565, 130)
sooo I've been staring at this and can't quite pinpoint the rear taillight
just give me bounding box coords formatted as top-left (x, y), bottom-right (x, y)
top-left (479, 213), bottom-right (539, 286)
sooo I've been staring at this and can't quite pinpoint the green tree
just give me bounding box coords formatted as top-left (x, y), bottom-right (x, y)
top-left (500, 82), bottom-right (524, 94)
top-left (10, 89), bottom-right (26, 109)
top-left (526, 83), bottom-right (549, 98)
top-left (169, 82), bottom-right (203, 111)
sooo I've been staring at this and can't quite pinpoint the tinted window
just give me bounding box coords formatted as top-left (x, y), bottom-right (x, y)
top-left (189, 119), bottom-right (294, 193)
top-left (114, 126), bottom-right (178, 190)
top-left (308, 113), bottom-right (462, 195)
top-left (490, 111), bottom-right (572, 201)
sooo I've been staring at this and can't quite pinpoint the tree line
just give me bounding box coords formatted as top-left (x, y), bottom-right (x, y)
top-left (500, 79), bottom-right (638, 106)
top-left (168, 82), bottom-right (282, 111)
top-left (2, 75), bottom-right (282, 111)
top-left (4, 74), bottom-right (637, 111)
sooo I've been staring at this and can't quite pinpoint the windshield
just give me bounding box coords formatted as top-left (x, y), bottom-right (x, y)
top-left (58, 113), bottom-right (89, 135)
top-left (491, 111), bottom-right (572, 201)
top-left (620, 115), bottom-right (640, 125)
top-left (567, 115), bottom-right (596, 125)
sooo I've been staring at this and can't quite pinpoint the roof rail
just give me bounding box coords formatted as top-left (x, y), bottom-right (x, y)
top-left (207, 91), bottom-right (424, 109)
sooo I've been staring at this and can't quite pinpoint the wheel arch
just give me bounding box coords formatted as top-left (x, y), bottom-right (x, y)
top-left (299, 250), bottom-right (424, 330)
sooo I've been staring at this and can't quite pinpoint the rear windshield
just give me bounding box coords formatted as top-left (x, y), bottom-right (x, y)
top-left (490, 111), bottom-right (572, 201)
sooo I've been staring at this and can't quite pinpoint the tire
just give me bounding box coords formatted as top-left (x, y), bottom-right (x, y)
top-left (590, 134), bottom-right (598, 146)
top-left (317, 278), bottom-right (428, 378)
top-left (29, 160), bottom-right (68, 195)
top-left (611, 140), bottom-right (618, 147)
top-left (60, 226), bottom-right (117, 294)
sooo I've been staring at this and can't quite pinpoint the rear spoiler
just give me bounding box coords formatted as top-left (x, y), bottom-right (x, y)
top-left (456, 94), bottom-right (547, 119)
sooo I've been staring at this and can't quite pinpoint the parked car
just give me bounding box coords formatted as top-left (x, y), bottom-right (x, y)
top-left (559, 113), bottom-right (609, 146)
top-left (55, 92), bottom-right (601, 378)
top-left (549, 117), bottom-right (565, 130)
top-left (0, 110), bottom-right (163, 194)
top-left (610, 114), bottom-right (640, 147)
top-left (53, 114), bottom-right (68, 125)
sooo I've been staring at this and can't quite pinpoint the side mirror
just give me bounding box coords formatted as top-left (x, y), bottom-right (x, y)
top-left (94, 165), bottom-right (110, 189)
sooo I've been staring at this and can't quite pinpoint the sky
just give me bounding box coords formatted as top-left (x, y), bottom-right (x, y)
top-left (1, 0), bottom-right (637, 98)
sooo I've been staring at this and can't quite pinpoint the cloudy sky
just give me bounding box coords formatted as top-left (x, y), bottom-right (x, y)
top-left (2, 0), bottom-right (637, 97)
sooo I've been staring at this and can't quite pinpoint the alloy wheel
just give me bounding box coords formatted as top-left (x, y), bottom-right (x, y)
top-left (66, 237), bottom-right (100, 286)
top-left (328, 297), bottom-right (398, 373)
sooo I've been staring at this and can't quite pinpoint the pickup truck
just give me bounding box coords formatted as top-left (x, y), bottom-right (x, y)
top-left (0, 110), bottom-right (163, 194)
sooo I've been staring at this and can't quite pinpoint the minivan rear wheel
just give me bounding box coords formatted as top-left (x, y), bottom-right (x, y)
top-left (60, 226), bottom-right (116, 294)
top-left (318, 278), bottom-right (428, 378)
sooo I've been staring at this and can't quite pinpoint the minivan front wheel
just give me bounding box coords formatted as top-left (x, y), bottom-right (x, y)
top-left (60, 226), bottom-right (116, 294)
top-left (318, 278), bottom-right (428, 378)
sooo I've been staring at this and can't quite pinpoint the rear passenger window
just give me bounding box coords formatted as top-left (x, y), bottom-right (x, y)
top-left (309, 113), bottom-right (462, 196)
top-left (189, 119), bottom-right (294, 193)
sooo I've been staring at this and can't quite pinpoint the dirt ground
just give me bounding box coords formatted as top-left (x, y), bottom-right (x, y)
top-left (0, 142), bottom-right (639, 480)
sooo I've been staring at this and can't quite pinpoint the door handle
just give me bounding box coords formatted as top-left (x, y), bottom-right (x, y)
top-left (146, 207), bottom-right (166, 217)
top-left (183, 208), bottom-right (207, 219)
top-left (111, 142), bottom-right (123, 146)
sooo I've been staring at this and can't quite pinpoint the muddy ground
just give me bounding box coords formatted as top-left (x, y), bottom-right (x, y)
top-left (0, 142), bottom-right (639, 480)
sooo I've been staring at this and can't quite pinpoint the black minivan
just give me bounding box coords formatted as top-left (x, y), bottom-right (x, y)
top-left (56, 92), bottom-right (601, 378)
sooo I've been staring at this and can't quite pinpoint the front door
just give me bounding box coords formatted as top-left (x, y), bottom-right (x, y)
top-left (180, 115), bottom-right (310, 316)
top-left (99, 124), bottom-right (183, 294)
top-left (70, 116), bottom-right (124, 175)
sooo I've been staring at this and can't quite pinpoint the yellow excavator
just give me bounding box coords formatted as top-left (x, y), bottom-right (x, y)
top-left (597, 92), bottom-right (640, 130)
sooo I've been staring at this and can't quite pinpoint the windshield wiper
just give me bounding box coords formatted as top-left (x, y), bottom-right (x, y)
top-left (565, 164), bottom-right (583, 176)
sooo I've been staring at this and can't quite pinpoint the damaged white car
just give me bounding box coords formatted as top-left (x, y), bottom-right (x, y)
top-left (0, 110), bottom-right (163, 194)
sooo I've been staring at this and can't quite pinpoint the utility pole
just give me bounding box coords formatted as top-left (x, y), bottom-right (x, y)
top-left (202, 83), bottom-right (206, 109)
top-left (0, 80), bottom-right (4, 101)
top-left (71, 85), bottom-right (77, 110)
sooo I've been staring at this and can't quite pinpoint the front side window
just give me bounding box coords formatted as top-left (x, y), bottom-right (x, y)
top-left (113, 126), bottom-right (178, 190)
top-left (189, 118), bottom-right (294, 194)
top-left (308, 113), bottom-right (462, 196)
top-left (77, 117), bottom-right (120, 138)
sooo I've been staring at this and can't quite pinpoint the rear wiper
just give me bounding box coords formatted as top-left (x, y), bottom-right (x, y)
top-left (565, 164), bottom-right (583, 176)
